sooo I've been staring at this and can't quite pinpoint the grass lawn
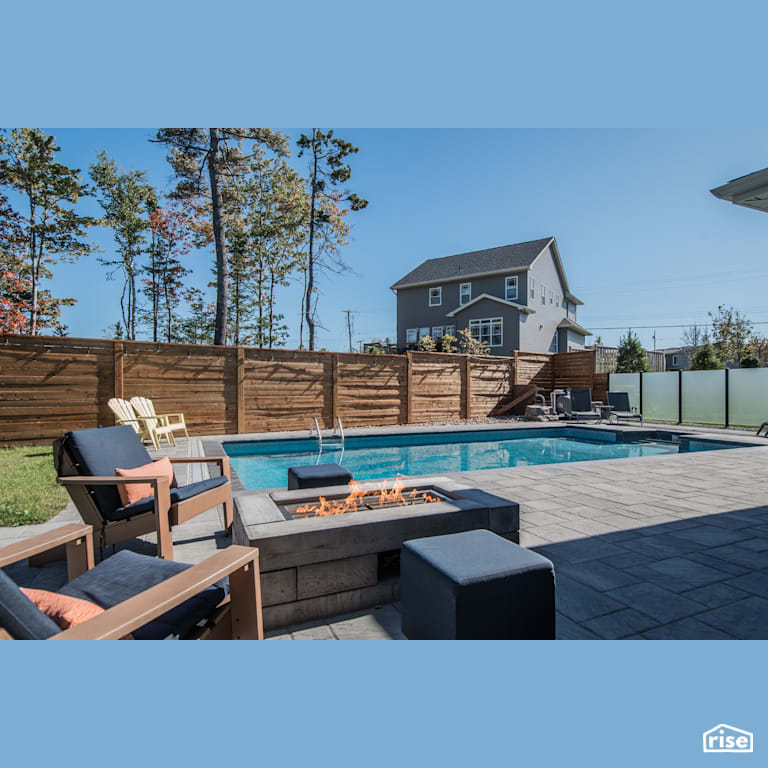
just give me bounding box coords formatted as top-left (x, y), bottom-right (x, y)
top-left (0, 447), bottom-right (70, 526)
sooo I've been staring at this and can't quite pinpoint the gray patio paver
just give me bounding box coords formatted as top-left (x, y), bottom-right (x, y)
top-left (681, 582), bottom-right (751, 608)
top-left (642, 618), bottom-right (733, 639)
top-left (695, 596), bottom-right (768, 639)
top-left (583, 608), bottom-right (659, 639)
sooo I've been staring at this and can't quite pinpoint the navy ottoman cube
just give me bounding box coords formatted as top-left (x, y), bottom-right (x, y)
top-left (287, 463), bottom-right (353, 490)
top-left (401, 529), bottom-right (555, 640)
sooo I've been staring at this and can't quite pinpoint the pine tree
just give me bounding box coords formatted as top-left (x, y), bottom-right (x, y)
top-left (90, 152), bottom-right (157, 340)
top-left (296, 130), bottom-right (368, 350)
top-left (690, 343), bottom-right (724, 370)
top-left (615, 330), bottom-right (650, 372)
top-left (153, 129), bottom-right (289, 345)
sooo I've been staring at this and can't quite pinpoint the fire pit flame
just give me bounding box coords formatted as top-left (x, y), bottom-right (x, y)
top-left (294, 475), bottom-right (442, 518)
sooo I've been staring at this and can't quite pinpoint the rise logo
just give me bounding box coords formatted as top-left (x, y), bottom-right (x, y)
top-left (702, 724), bottom-right (754, 753)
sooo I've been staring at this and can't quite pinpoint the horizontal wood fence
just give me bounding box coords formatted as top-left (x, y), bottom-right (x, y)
top-left (0, 335), bottom-right (605, 445)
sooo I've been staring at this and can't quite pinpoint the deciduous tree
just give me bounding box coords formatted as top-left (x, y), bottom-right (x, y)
top-left (710, 305), bottom-right (753, 366)
top-left (0, 129), bottom-right (95, 334)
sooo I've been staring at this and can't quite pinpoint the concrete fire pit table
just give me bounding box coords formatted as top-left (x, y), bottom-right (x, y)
top-left (233, 476), bottom-right (520, 631)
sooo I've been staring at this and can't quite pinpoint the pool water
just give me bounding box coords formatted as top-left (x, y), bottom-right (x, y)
top-left (224, 427), bottom-right (738, 490)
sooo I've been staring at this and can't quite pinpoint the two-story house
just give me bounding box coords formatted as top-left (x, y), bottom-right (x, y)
top-left (391, 236), bottom-right (590, 356)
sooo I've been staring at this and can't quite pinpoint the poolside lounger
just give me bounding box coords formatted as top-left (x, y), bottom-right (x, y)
top-left (606, 392), bottom-right (643, 425)
top-left (757, 422), bottom-right (768, 437)
top-left (54, 425), bottom-right (234, 560)
top-left (0, 523), bottom-right (263, 639)
top-left (564, 389), bottom-right (601, 421)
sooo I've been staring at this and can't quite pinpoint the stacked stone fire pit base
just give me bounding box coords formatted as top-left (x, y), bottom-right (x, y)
top-left (233, 476), bottom-right (519, 632)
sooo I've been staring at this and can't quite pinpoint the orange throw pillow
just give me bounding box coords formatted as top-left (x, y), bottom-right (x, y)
top-left (20, 588), bottom-right (133, 639)
top-left (114, 457), bottom-right (176, 507)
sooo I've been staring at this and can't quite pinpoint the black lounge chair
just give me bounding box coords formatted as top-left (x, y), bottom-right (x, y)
top-left (0, 523), bottom-right (263, 639)
top-left (756, 422), bottom-right (768, 437)
top-left (564, 388), bottom-right (601, 421)
top-left (606, 391), bottom-right (643, 425)
top-left (54, 425), bottom-right (234, 561)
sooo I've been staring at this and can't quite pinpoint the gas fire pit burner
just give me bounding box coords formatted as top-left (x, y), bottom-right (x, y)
top-left (281, 479), bottom-right (448, 519)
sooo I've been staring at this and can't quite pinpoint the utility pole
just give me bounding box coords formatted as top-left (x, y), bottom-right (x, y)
top-left (342, 309), bottom-right (356, 353)
top-left (652, 329), bottom-right (657, 350)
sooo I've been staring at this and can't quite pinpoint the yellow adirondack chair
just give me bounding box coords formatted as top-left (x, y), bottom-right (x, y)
top-left (130, 396), bottom-right (190, 442)
top-left (107, 397), bottom-right (176, 450)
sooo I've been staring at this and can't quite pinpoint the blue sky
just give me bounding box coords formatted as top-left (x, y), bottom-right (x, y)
top-left (11, 127), bottom-right (768, 351)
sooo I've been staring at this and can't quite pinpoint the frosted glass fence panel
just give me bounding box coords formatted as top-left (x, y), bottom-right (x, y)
top-left (681, 370), bottom-right (725, 425)
top-left (642, 372), bottom-right (679, 422)
top-left (608, 373), bottom-right (640, 411)
top-left (728, 368), bottom-right (768, 428)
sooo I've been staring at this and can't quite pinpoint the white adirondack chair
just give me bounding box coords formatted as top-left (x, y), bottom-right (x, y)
top-left (107, 397), bottom-right (176, 450)
top-left (130, 396), bottom-right (190, 443)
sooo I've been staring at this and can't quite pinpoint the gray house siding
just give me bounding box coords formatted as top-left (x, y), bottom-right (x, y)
top-left (449, 298), bottom-right (521, 353)
top-left (396, 272), bottom-right (527, 352)
top-left (519, 243), bottom-right (572, 353)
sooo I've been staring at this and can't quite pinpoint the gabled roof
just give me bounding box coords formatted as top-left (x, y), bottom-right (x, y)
top-left (390, 237), bottom-right (554, 290)
top-left (445, 293), bottom-right (536, 317)
top-left (557, 317), bottom-right (592, 337)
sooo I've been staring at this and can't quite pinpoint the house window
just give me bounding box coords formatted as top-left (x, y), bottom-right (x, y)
top-left (672, 354), bottom-right (679, 367)
top-left (549, 290), bottom-right (553, 305)
top-left (556, 293), bottom-right (561, 306)
top-left (541, 285), bottom-right (546, 305)
top-left (459, 283), bottom-right (471, 305)
top-left (505, 276), bottom-right (518, 301)
top-left (419, 327), bottom-right (430, 339)
top-left (529, 277), bottom-right (535, 299)
top-left (429, 287), bottom-right (442, 307)
top-left (406, 329), bottom-right (417, 345)
top-left (432, 326), bottom-right (444, 339)
top-left (469, 317), bottom-right (503, 347)
top-left (553, 332), bottom-right (559, 353)
top-left (445, 325), bottom-right (455, 336)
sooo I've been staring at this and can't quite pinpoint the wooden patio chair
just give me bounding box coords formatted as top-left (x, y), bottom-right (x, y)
top-left (107, 397), bottom-right (177, 451)
top-left (54, 425), bottom-right (234, 560)
top-left (0, 524), bottom-right (262, 639)
top-left (130, 396), bottom-right (190, 443)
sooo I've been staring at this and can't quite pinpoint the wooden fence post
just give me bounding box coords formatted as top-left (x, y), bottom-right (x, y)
top-left (236, 347), bottom-right (245, 434)
top-left (113, 341), bottom-right (124, 399)
top-left (405, 351), bottom-right (413, 424)
top-left (331, 353), bottom-right (339, 427)
top-left (464, 355), bottom-right (472, 420)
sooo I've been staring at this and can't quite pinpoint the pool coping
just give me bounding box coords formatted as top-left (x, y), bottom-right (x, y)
top-left (196, 420), bottom-right (768, 500)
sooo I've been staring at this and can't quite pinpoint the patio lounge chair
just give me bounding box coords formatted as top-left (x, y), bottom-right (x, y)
top-left (130, 396), bottom-right (190, 443)
top-left (606, 391), bottom-right (643, 425)
top-left (54, 425), bottom-right (234, 560)
top-left (564, 388), bottom-right (601, 421)
top-left (0, 523), bottom-right (262, 639)
top-left (107, 397), bottom-right (177, 451)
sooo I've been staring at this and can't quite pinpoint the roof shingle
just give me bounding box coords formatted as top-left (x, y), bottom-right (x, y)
top-left (390, 237), bottom-right (553, 289)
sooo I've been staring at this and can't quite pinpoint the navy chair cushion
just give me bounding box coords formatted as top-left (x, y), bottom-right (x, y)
top-left (606, 392), bottom-right (631, 411)
top-left (0, 569), bottom-right (61, 640)
top-left (287, 464), bottom-right (353, 490)
top-left (64, 426), bottom-right (153, 519)
top-left (108, 476), bottom-right (229, 522)
top-left (60, 550), bottom-right (227, 640)
top-left (569, 389), bottom-right (593, 412)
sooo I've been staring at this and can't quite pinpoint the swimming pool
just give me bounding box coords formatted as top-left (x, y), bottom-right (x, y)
top-left (223, 427), bottom-right (743, 490)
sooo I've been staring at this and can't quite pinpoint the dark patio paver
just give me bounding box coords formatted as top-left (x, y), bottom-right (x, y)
top-left (696, 596), bottom-right (768, 639)
top-left (606, 583), bottom-right (704, 624)
top-left (681, 582), bottom-right (751, 608)
top-left (583, 608), bottom-right (658, 639)
top-left (723, 570), bottom-right (768, 596)
top-left (642, 617), bottom-right (733, 639)
top-left (555, 575), bottom-right (626, 622)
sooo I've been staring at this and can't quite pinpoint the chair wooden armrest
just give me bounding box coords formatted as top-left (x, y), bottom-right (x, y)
top-left (58, 475), bottom-right (171, 486)
top-left (51, 546), bottom-right (262, 640)
top-left (168, 456), bottom-right (231, 479)
top-left (0, 523), bottom-right (95, 580)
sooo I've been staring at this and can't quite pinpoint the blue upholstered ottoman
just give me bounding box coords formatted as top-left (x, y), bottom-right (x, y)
top-left (401, 529), bottom-right (555, 639)
top-left (287, 463), bottom-right (353, 490)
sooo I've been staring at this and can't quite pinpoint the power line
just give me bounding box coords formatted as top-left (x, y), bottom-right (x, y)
top-left (588, 321), bottom-right (768, 330)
